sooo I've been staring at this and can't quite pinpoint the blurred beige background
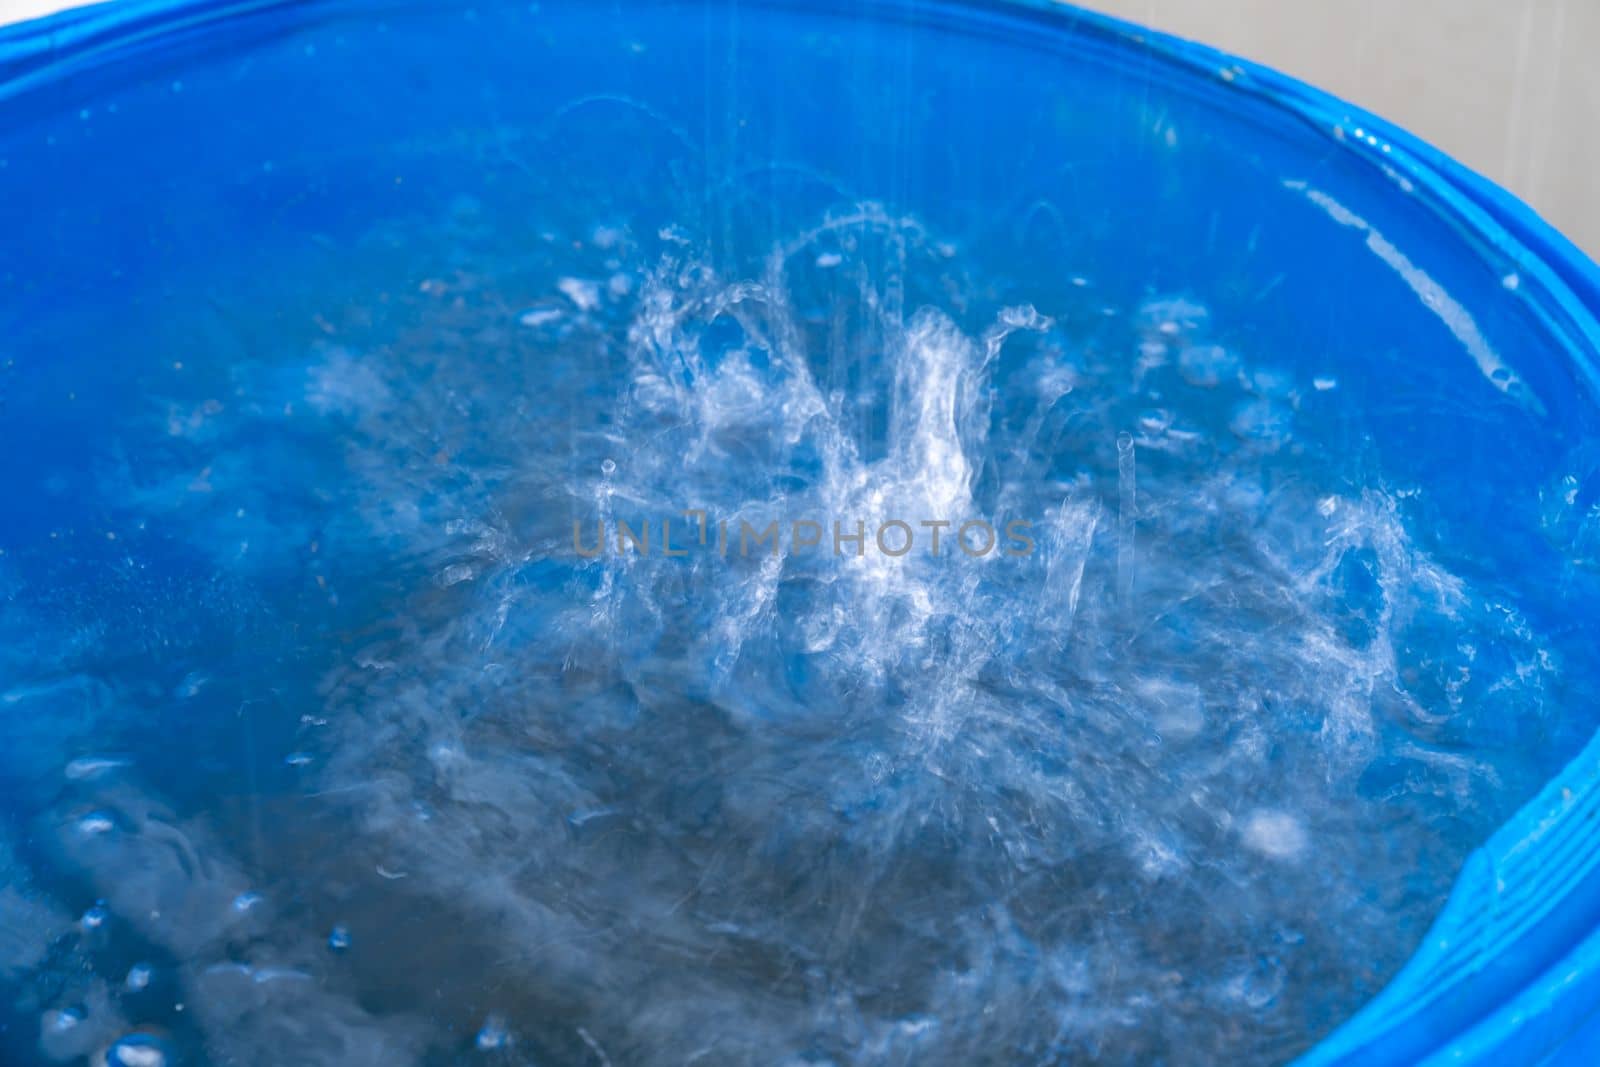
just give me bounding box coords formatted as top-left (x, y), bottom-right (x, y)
top-left (0, 0), bottom-right (62, 25)
top-left (2, 0), bottom-right (1595, 259)
top-left (1083, 0), bottom-right (1600, 261)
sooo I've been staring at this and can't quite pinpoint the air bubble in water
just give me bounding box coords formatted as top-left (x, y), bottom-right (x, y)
top-left (518, 305), bottom-right (563, 328)
top-left (1241, 811), bottom-right (1309, 860)
top-left (43, 1007), bottom-right (82, 1033)
top-left (475, 1014), bottom-right (511, 1051)
top-left (106, 1032), bottom-right (173, 1067)
top-left (64, 756), bottom-right (129, 781)
top-left (1178, 343), bottom-right (1239, 387)
top-left (76, 811), bottom-right (117, 836)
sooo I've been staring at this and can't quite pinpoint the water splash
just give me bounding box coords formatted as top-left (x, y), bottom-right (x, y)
top-left (0, 204), bottom-right (1577, 1066)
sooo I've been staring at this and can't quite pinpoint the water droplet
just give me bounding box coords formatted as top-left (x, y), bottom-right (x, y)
top-left (80, 903), bottom-right (109, 931)
top-left (327, 924), bottom-right (351, 951)
top-left (600, 459), bottom-right (616, 475)
top-left (232, 891), bottom-right (263, 914)
top-left (125, 963), bottom-right (154, 991)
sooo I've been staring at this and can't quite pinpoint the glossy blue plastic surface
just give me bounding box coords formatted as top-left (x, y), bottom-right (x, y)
top-left (2, 1), bottom-right (1599, 1063)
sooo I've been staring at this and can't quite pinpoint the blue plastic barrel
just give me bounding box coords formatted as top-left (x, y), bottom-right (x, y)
top-left (2, 2), bottom-right (1598, 1064)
